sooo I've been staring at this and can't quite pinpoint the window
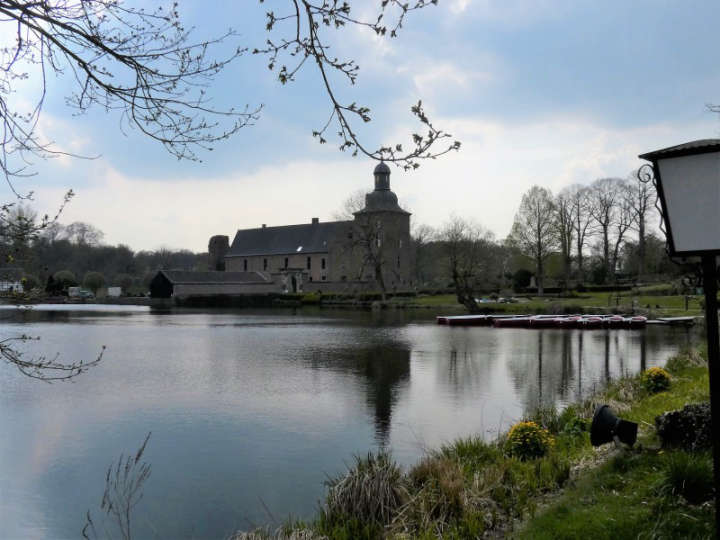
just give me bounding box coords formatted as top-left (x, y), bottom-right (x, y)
top-left (397, 255), bottom-right (400, 269)
top-left (307, 256), bottom-right (311, 270)
top-left (263, 258), bottom-right (267, 271)
top-left (321, 275), bottom-right (326, 281)
top-left (243, 259), bottom-right (247, 271)
top-left (321, 258), bottom-right (326, 270)
top-left (284, 257), bottom-right (289, 269)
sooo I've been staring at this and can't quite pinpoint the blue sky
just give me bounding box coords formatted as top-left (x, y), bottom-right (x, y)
top-left (10, 0), bottom-right (720, 251)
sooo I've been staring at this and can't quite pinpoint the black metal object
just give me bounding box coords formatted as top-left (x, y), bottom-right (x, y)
top-left (639, 141), bottom-right (720, 534)
top-left (590, 404), bottom-right (638, 447)
top-left (702, 254), bottom-right (720, 535)
top-left (639, 140), bottom-right (720, 258)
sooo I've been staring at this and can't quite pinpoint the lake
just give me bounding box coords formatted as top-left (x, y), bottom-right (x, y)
top-left (0, 305), bottom-right (697, 539)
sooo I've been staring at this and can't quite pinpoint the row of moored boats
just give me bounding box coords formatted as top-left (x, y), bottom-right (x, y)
top-left (436, 314), bottom-right (648, 329)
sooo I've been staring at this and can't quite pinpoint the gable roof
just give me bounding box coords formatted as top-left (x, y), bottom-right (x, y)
top-left (159, 270), bottom-right (270, 284)
top-left (227, 221), bottom-right (351, 257)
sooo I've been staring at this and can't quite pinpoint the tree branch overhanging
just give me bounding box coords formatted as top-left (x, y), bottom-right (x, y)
top-left (0, 0), bottom-right (261, 189)
top-left (255, 0), bottom-right (460, 170)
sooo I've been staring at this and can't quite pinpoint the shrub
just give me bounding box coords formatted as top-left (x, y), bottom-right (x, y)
top-left (504, 422), bottom-right (555, 460)
top-left (53, 270), bottom-right (77, 290)
top-left (642, 367), bottom-right (671, 393)
top-left (660, 452), bottom-right (714, 504)
top-left (83, 271), bottom-right (105, 294)
top-left (408, 457), bottom-right (465, 522)
top-left (323, 452), bottom-right (406, 528)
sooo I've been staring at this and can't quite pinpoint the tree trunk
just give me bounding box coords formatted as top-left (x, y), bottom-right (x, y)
top-left (537, 258), bottom-right (544, 297)
top-left (603, 227), bottom-right (610, 283)
top-left (576, 243), bottom-right (584, 285)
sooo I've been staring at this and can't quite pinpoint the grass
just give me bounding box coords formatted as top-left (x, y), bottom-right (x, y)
top-left (232, 348), bottom-right (711, 539)
top-left (412, 290), bottom-right (705, 317)
top-left (515, 349), bottom-right (712, 540)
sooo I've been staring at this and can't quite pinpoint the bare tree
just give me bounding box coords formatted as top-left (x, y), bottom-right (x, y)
top-left (332, 189), bottom-right (366, 221)
top-left (0, 1), bottom-right (258, 189)
top-left (587, 178), bottom-right (623, 283)
top-left (567, 184), bottom-right (593, 284)
top-left (348, 216), bottom-right (391, 300)
top-left (411, 222), bottom-right (435, 286)
top-left (440, 216), bottom-right (495, 312)
top-left (627, 169), bottom-right (656, 278)
top-left (65, 221), bottom-right (104, 246)
top-left (508, 186), bottom-right (557, 296)
top-left (555, 187), bottom-right (575, 290)
top-left (0, 0), bottom-right (457, 192)
top-left (610, 180), bottom-right (634, 279)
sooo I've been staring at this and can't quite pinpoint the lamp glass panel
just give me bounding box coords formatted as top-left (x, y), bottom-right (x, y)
top-left (658, 152), bottom-right (720, 253)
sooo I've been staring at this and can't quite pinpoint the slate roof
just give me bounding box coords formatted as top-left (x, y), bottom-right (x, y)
top-left (226, 221), bottom-right (352, 257)
top-left (160, 270), bottom-right (270, 284)
top-left (639, 139), bottom-right (720, 160)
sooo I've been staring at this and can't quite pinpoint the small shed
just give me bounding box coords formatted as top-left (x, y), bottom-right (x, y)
top-left (149, 270), bottom-right (276, 298)
top-left (107, 287), bottom-right (122, 298)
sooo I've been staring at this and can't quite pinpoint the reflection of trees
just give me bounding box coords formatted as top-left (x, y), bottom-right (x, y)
top-left (306, 342), bottom-right (410, 446)
top-left (443, 329), bottom-right (499, 397)
top-left (506, 329), bottom-right (660, 416)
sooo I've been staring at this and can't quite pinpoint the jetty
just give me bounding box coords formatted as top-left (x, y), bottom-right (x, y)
top-left (435, 314), bottom-right (694, 329)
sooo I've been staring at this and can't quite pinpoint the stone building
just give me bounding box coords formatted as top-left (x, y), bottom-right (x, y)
top-left (209, 162), bottom-right (413, 294)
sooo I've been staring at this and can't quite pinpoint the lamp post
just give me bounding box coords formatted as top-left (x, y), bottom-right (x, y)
top-left (638, 139), bottom-right (720, 532)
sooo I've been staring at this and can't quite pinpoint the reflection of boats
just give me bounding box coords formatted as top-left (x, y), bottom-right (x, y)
top-left (437, 313), bottom-right (655, 329)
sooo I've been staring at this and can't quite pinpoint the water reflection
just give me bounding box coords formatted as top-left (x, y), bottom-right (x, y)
top-left (304, 341), bottom-right (411, 445)
top-left (0, 308), bottom-right (699, 538)
top-left (506, 327), bottom-right (699, 416)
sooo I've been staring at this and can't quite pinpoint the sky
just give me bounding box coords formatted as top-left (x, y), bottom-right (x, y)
top-left (5, 0), bottom-right (720, 252)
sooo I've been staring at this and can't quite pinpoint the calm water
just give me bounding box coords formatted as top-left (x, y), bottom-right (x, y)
top-left (0, 305), bottom-right (697, 539)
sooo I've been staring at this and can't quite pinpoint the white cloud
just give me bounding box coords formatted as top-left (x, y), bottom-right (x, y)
top-left (408, 61), bottom-right (497, 98)
top-left (29, 110), bottom-right (717, 254)
top-left (33, 159), bottom-right (375, 252)
top-left (450, 0), bottom-right (471, 14)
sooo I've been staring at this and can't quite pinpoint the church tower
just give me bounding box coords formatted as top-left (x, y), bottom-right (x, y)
top-left (351, 162), bottom-right (413, 290)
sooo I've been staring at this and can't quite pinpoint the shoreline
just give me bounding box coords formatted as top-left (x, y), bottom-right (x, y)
top-left (232, 347), bottom-right (710, 539)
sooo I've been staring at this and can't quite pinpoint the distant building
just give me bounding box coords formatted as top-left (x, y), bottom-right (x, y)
top-left (208, 162), bottom-right (413, 294)
top-left (150, 270), bottom-right (275, 298)
top-left (151, 163), bottom-right (413, 300)
top-left (107, 287), bottom-right (122, 298)
top-left (0, 268), bottom-right (24, 293)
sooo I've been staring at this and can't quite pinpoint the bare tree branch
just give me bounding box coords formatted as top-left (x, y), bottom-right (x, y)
top-left (255, 0), bottom-right (460, 170)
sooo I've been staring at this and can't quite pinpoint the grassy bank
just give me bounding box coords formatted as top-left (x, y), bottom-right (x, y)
top-left (410, 291), bottom-right (704, 318)
top-left (233, 347), bottom-right (711, 539)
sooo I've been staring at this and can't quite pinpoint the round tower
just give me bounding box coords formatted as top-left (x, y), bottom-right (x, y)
top-left (208, 235), bottom-right (229, 271)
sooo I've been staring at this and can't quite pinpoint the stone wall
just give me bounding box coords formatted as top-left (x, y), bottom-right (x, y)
top-left (226, 252), bottom-right (332, 283)
top-left (172, 281), bottom-right (278, 298)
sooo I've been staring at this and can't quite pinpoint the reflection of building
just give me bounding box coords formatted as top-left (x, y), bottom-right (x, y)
top-left (208, 162), bottom-right (413, 294)
top-left (307, 340), bottom-right (411, 445)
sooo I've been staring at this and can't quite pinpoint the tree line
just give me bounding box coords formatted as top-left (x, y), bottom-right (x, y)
top-left (2, 210), bottom-right (205, 295)
top-left (409, 171), bottom-right (680, 312)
